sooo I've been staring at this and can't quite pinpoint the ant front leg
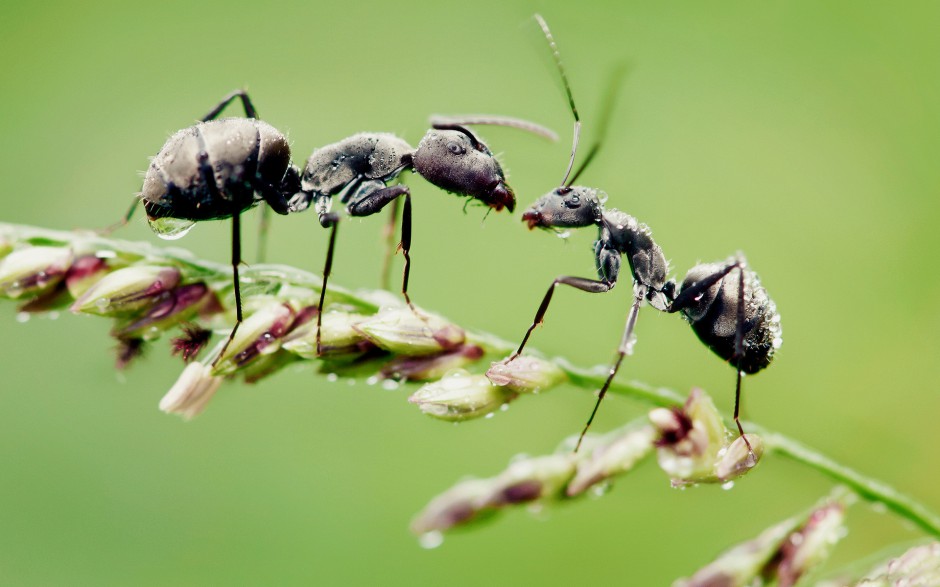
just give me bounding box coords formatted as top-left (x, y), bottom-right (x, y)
top-left (509, 239), bottom-right (621, 361)
top-left (508, 276), bottom-right (614, 362)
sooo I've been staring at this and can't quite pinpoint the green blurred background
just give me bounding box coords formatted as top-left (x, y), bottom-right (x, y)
top-left (1, 1), bottom-right (938, 584)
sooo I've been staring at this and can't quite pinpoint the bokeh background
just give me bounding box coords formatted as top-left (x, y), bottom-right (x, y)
top-left (1, 1), bottom-right (938, 585)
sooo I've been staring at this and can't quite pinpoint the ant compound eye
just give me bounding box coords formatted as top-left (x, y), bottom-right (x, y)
top-left (564, 195), bottom-right (582, 209)
top-left (447, 141), bottom-right (466, 155)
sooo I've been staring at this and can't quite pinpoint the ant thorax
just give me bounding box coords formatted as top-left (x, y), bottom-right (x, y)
top-left (601, 209), bottom-right (670, 301)
top-left (301, 132), bottom-right (413, 198)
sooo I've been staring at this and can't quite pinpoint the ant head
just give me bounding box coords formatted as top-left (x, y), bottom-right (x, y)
top-left (521, 186), bottom-right (603, 230)
top-left (413, 128), bottom-right (514, 213)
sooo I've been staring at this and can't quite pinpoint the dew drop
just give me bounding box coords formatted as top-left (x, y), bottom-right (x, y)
top-left (366, 375), bottom-right (380, 386)
top-left (95, 298), bottom-right (109, 310)
top-left (721, 481), bottom-right (735, 491)
top-left (590, 481), bottom-right (611, 499)
top-left (15, 312), bottom-right (30, 323)
top-left (326, 373), bottom-right (338, 382)
top-left (484, 412), bottom-right (495, 419)
top-left (381, 379), bottom-right (400, 391)
top-left (419, 531), bottom-right (444, 549)
top-left (148, 217), bottom-right (196, 240)
top-left (47, 311), bottom-right (59, 321)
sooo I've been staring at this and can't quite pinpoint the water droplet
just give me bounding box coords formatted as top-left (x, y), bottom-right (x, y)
top-left (484, 412), bottom-right (495, 419)
top-left (590, 481), bottom-right (611, 499)
top-left (148, 217), bottom-right (196, 240)
top-left (95, 298), bottom-right (109, 310)
top-left (419, 531), bottom-right (444, 549)
top-left (381, 379), bottom-right (400, 391)
top-left (555, 230), bottom-right (571, 240)
top-left (15, 312), bottom-right (30, 323)
top-left (721, 481), bottom-right (735, 491)
top-left (47, 311), bottom-right (59, 321)
top-left (326, 373), bottom-right (338, 382)
top-left (499, 403), bottom-right (510, 412)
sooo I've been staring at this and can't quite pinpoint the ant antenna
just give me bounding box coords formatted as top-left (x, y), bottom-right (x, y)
top-left (430, 115), bottom-right (558, 142)
top-left (566, 63), bottom-right (628, 186)
top-left (534, 14), bottom-right (581, 187)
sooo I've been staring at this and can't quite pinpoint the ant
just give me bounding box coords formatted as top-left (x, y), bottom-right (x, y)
top-left (289, 115), bottom-right (556, 354)
top-left (496, 15), bottom-right (782, 452)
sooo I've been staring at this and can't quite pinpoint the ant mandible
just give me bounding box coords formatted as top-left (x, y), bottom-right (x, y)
top-left (495, 15), bottom-right (782, 452)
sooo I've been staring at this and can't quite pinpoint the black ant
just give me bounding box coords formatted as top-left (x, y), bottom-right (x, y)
top-left (289, 115), bottom-right (555, 354)
top-left (497, 15), bottom-right (782, 452)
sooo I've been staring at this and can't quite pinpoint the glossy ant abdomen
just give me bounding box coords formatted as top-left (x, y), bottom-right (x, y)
top-left (142, 117), bottom-right (295, 226)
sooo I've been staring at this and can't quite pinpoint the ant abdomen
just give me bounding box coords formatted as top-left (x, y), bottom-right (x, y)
top-left (142, 118), bottom-right (292, 224)
top-left (677, 260), bottom-right (782, 374)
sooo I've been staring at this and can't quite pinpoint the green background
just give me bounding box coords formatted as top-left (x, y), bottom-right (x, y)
top-left (1, 1), bottom-right (938, 584)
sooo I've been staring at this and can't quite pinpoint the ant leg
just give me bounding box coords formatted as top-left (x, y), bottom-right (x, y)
top-left (201, 89), bottom-right (258, 122)
top-left (209, 209), bottom-right (244, 367)
top-left (509, 276), bottom-right (613, 361)
top-left (399, 192), bottom-right (416, 311)
top-left (730, 265), bottom-right (754, 452)
top-left (379, 197), bottom-right (400, 291)
top-left (345, 184), bottom-right (413, 306)
top-left (574, 284), bottom-right (646, 452)
top-left (315, 210), bottom-right (340, 356)
top-left (98, 198), bottom-right (141, 235)
top-left (665, 260), bottom-right (743, 315)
